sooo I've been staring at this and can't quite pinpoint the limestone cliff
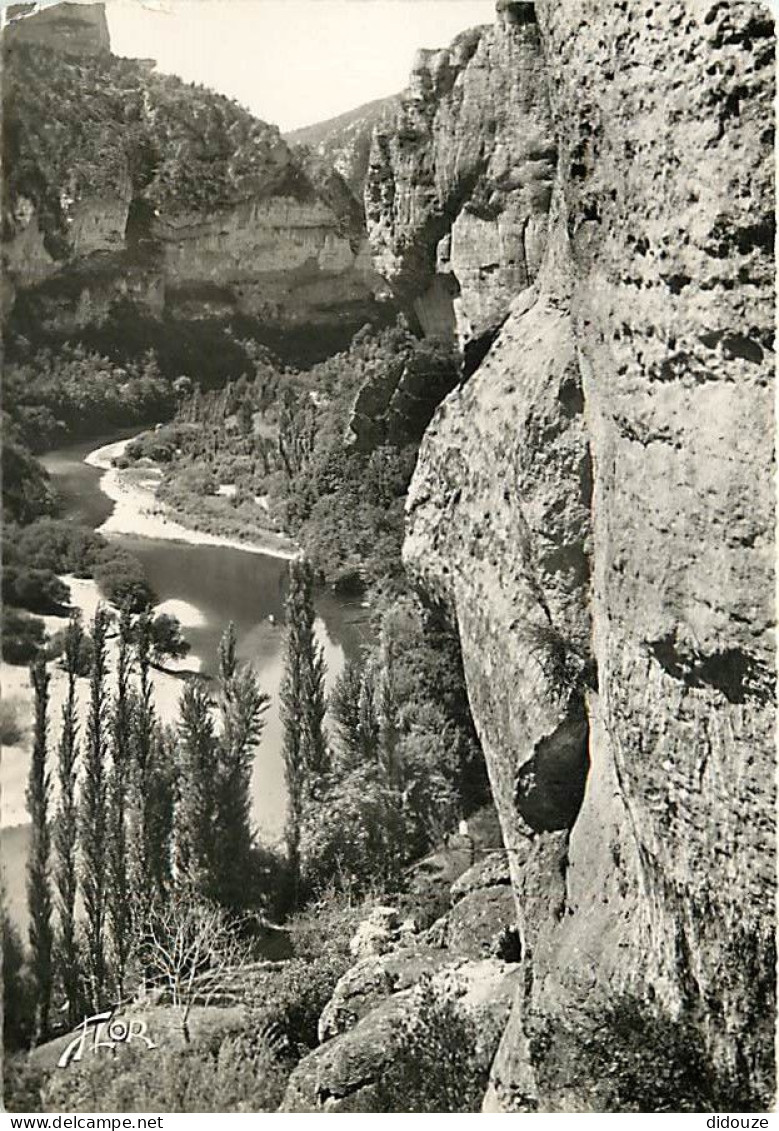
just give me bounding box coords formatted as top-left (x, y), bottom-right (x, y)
top-left (286, 96), bottom-right (399, 200)
top-left (3, 2), bottom-right (110, 57)
top-left (364, 5), bottom-right (555, 352)
top-left (397, 0), bottom-right (774, 1112)
top-left (2, 4), bottom-right (390, 362)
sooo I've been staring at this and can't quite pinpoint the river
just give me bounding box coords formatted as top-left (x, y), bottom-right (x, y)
top-left (42, 433), bottom-right (370, 841)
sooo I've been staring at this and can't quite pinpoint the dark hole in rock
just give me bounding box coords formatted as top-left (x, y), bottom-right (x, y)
top-left (712, 217), bottom-right (776, 258)
top-left (496, 0), bottom-right (537, 26)
top-left (722, 334), bottom-right (764, 365)
top-left (495, 925), bottom-right (522, 963)
top-left (558, 375), bottom-right (585, 416)
top-left (462, 322), bottom-right (504, 381)
top-left (666, 273), bottom-right (692, 295)
top-left (649, 636), bottom-right (772, 705)
top-left (125, 198), bottom-right (157, 249)
top-left (515, 715), bottom-right (590, 833)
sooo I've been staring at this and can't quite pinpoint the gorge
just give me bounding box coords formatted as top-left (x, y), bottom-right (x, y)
top-left (2, 0), bottom-right (775, 1114)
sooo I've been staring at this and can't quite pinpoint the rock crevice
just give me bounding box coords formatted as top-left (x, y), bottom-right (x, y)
top-left (398, 0), bottom-right (774, 1111)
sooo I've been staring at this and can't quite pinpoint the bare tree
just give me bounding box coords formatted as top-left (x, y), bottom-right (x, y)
top-left (133, 893), bottom-right (249, 1042)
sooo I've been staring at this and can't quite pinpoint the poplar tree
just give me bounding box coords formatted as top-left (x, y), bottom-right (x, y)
top-left (378, 629), bottom-right (404, 884)
top-left (81, 605), bottom-right (110, 1009)
top-left (331, 659), bottom-right (380, 771)
top-left (330, 660), bottom-right (363, 771)
top-left (212, 624), bottom-right (269, 910)
top-left (55, 615), bottom-right (82, 1026)
top-left (129, 609), bottom-right (156, 918)
top-left (175, 678), bottom-right (217, 897)
top-left (108, 607), bottom-right (133, 997)
top-left (146, 721), bottom-right (176, 902)
top-left (358, 663), bottom-right (380, 764)
top-left (280, 558), bottom-right (328, 903)
top-left (26, 656), bottom-right (53, 1043)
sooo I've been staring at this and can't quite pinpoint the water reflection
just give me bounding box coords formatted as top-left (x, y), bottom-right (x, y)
top-left (43, 435), bottom-right (371, 843)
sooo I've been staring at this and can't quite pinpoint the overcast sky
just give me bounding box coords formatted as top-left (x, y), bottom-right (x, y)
top-left (98, 0), bottom-right (495, 132)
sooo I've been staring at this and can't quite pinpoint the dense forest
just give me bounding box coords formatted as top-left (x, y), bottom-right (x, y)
top-left (122, 323), bottom-right (458, 593)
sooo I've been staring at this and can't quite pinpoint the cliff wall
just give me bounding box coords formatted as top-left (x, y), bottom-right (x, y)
top-left (286, 96), bottom-right (399, 199)
top-left (2, 7), bottom-right (389, 362)
top-left (4, 1), bottom-right (110, 56)
top-left (364, 5), bottom-right (555, 352)
top-left (399, 0), bottom-right (775, 1111)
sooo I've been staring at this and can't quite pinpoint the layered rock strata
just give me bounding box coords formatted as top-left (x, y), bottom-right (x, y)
top-left (1, 5), bottom-right (389, 355)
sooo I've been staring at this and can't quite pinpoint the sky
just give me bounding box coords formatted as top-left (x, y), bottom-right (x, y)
top-left (100, 0), bottom-right (496, 132)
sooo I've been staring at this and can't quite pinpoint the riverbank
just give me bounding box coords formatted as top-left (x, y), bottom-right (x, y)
top-left (1, 575), bottom-right (205, 933)
top-left (87, 437), bottom-right (299, 561)
top-left (1, 575), bottom-right (203, 831)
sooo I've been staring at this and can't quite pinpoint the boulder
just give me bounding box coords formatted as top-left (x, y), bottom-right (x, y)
top-left (450, 850), bottom-right (512, 903)
top-left (282, 959), bottom-right (520, 1112)
top-left (428, 885), bottom-right (518, 960)
top-left (318, 947), bottom-right (452, 1042)
top-left (348, 905), bottom-right (404, 959)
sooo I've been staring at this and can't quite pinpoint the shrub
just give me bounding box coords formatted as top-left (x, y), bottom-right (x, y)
top-left (38, 1034), bottom-right (287, 1113)
top-left (249, 890), bottom-right (364, 1052)
top-left (0, 697), bottom-right (28, 747)
top-left (3, 565), bottom-right (70, 614)
top-left (150, 613), bottom-right (189, 663)
top-left (2, 609), bottom-right (46, 665)
top-left (3, 911), bottom-right (35, 1052)
top-left (2, 433), bottom-right (55, 525)
top-left (526, 993), bottom-right (766, 1113)
top-left (44, 628), bottom-right (94, 675)
top-left (93, 549), bottom-right (155, 612)
top-left (3, 1056), bottom-right (46, 1112)
top-left (367, 979), bottom-right (499, 1112)
top-left (12, 520), bottom-right (106, 577)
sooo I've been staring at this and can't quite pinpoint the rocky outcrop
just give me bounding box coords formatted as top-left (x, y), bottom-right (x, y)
top-left (3, 2), bottom-right (110, 57)
top-left (364, 6), bottom-right (555, 350)
top-left (282, 834), bottom-right (517, 1111)
top-left (318, 947), bottom-right (452, 1043)
top-left (347, 337), bottom-right (460, 450)
top-left (402, 0), bottom-right (775, 1113)
top-left (282, 958), bottom-right (518, 1112)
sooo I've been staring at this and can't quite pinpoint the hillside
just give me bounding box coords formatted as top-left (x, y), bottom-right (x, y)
top-left (285, 95), bottom-right (399, 198)
top-left (2, 4), bottom-right (392, 369)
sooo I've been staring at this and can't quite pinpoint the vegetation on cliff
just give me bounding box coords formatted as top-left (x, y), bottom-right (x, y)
top-left (3, 40), bottom-right (299, 256)
top-left (123, 322), bottom-right (458, 593)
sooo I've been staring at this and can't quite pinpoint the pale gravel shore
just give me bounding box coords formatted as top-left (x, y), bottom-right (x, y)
top-left (1, 576), bottom-right (201, 829)
top-left (2, 435), bottom-right (296, 831)
top-left (86, 436), bottom-right (299, 560)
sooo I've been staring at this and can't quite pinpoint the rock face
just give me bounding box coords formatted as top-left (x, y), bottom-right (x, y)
top-left (283, 958), bottom-right (518, 1112)
top-left (4, 2), bottom-right (110, 57)
top-left (283, 853), bottom-right (519, 1112)
top-left (346, 337), bottom-right (461, 450)
top-left (364, 6), bottom-right (555, 350)
top-left (286, 96), bottom-right (399, 200)
top-left (400, 0), bottom-right (775, 1113)
top-left (2, 5), bottom-right (390, 362)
